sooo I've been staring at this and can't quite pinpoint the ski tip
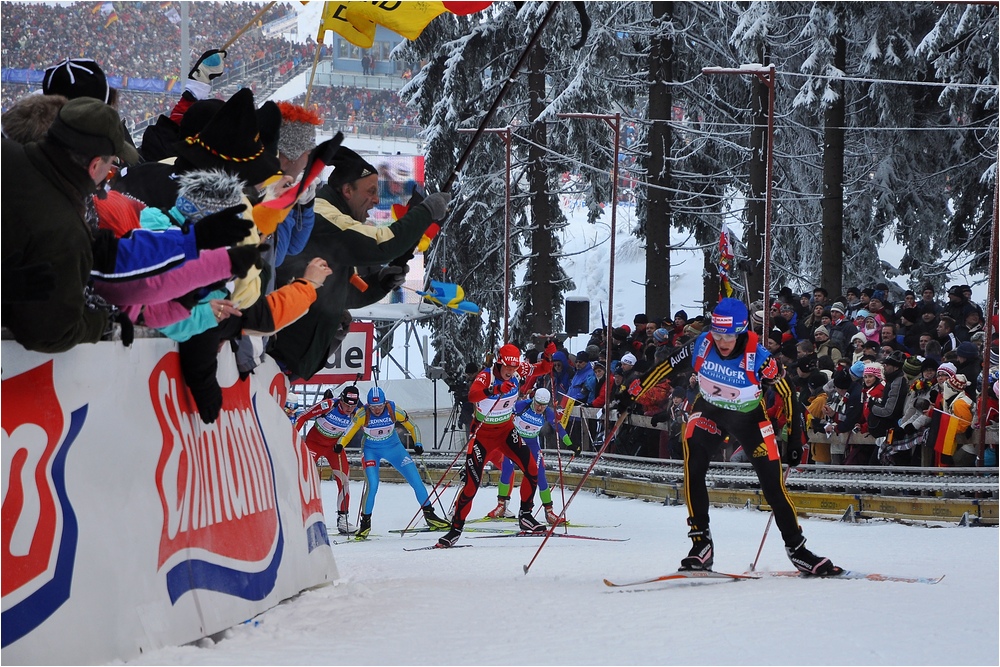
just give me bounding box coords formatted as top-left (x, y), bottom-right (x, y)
top-left (522, 564), bottom-right (530, 574)
top-left (602, 578), bottom-right (615, 587)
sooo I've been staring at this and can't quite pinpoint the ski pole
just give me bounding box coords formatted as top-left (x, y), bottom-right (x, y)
top-left (524, 409), bottom-right (632, 574)
top-left (749, 461), bottom-right (794, 572)
top-left (555, 449), bottom-right (573, 533)
top-left (399, 389), bottom-right (503, 532)
top-left (419, 453), bottom-right (451, 518)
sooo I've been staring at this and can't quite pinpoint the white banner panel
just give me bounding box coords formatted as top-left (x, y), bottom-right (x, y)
top-left (1, 339), bottom-right (337, 665)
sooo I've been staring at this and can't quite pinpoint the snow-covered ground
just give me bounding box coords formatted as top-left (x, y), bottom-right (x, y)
top-left (125, 479), bottom-right (998, 666)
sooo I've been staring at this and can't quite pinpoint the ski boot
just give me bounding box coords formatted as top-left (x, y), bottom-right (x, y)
top-left (678, 518), bottom-right (714, 571)
top-left (354, 513), bottom-right (372, 540)
top-left (786, 537), bottom-right (843, 577)
top-left (422, 505), bottom-right (451, 530)
top-left (436, 519), bottom-right (464, 548)
top-left (543, 503), bottom-right (566, 526)
top-left (487, 497), bottom-right (512, 519)
top-left (336, 511), bottom-right (355, 535)
top-left (518, 504), bottom-right (547, 534)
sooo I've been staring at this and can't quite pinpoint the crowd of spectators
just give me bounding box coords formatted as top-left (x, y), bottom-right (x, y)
top-left (2, 3), bottom-right (422, 141)
top-left (289, 85), bottom-right (420, 139)
top-left (515, 285), bottom-right (998, 467)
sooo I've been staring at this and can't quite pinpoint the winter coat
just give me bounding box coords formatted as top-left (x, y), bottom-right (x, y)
top-left (898, 379), bottom-right (934, 434)
top-left (270, 185), bottom-right (435, 379)
top-left (868, 368), bottom-right (908, 438)
top-left (567, 362), bottom-right (597, 405)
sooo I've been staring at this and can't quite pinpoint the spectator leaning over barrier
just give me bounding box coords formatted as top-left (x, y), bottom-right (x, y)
top-left (2, 97), bottom-right (148, 352)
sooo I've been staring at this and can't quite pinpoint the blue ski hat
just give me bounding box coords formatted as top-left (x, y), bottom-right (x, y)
top-left (367, 387), bottom-right (386, 405)
top-left (710, 298), bottom-right (749, 335)
top-left (849, 360), bottom-right (866, 379)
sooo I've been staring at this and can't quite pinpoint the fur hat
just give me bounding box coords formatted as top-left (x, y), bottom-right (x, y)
top-left (175, 169), bottom-right (245, 221)
top-left (174, 88), bottom-right (281, 186)
top-left (43, 58), bottom-right (111, 103)
top-left (275, 101), bottom-right (321, 160)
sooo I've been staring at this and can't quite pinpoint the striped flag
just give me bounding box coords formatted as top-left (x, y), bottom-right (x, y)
top-left (929, 408), bottom-right (965, 458)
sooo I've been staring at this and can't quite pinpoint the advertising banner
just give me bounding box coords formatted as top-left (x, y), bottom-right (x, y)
top-left (1, 339), bottom-right (336, 664)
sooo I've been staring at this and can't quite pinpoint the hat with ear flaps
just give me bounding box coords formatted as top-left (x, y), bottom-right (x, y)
top-left (173, 88), bottom-right (281, 187)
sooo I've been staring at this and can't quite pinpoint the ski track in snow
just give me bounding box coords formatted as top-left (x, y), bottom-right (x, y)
top-left (124, 480), bottom-right (998, 666)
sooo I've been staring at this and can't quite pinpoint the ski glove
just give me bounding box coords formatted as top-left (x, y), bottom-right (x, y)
top-left (190, 382), bottom-right (223, 424)
top-left (105, 308), bottom-right (134, 347)
top-left (418, 191), bottom-right (451, 221)
top-left (333, 443), bottom-right (344, 454)
top-left (785, 440), bottom-right (803, 467)
top-left (193, 204), bottom-right (251, 249)
top-left (490, 379), bottom-right (516, 396)
top-left (562, 434), bottom-right (581, 456)
top-left (189, 49), bottom-right (227, 84)
top-left (228, 243), bottom-right (267, 278)
top-left (378, 264), bottom-right (408, 291)
top-left (413, 442), bottom-right (424, 455)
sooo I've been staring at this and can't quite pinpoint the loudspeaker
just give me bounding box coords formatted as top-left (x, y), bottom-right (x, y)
top-left (565, 298), bottom-right (590, 335)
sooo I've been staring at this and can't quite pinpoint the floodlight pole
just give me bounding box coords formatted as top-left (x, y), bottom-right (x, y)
top-left (459, 127), bottom-right (512, 343)
top-left (703, 65), bottom-right (776, 335)
top-left (557, 112), bottom-right (621, 440)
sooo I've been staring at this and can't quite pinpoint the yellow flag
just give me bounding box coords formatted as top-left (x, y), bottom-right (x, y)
top-left (559, 396), bottom-right (576, 429)
top-left (318, 2), bottom-right (375, 48)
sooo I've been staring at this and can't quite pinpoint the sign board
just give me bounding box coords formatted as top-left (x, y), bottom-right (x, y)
top-left (294, 321), bottom-right (375, 385)
top-left (1, 340), bottom-right (336, 664)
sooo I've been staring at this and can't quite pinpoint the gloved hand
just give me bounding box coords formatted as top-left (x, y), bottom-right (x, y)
top-left (2, 252), bottom-right (55, 303)
top-left (543, 341), bottom-right (557, 361)
top-left (413, 442), bottom-right (424, 455)
top-left (330, 310), bottom-right (353, 351)
top-left (333, 443), bottom-right (344, 454)
top-left (323, 389), bottom-right (335, 400)
top-left (227, 243), bottom-right (267, 278)
top-left (490, 379), bottom-right (516, 396)
top-left (189, 48), bottom-right (227, 84)
top-left (106, 308), bottom-right (134, 347)
top-left (418, 191), bottom-right (452, 221)
top-left (901, 423), bottom-right (917, 435)
top-left (296, 179), bottom-right (318, 206)
top-left (193, 204), bottom-right (251, 249)
top-left (649, 411), bottom-right (667, 427)
top-left (785, 440), bottom-right (803, 466)
top-left (562, 434), bottom-right (581, 456)
top-left (189, 381), bottom-right (223, 424)
top-left (378, 264), bottom-right (408, 291)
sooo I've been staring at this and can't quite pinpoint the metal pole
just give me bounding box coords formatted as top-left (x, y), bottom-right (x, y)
top-left (179, 2), bottom-right (190, 84)
top-left (977, 159), bottom-right (999, 464)
top-left (557, 112), bottom-right (620, 439)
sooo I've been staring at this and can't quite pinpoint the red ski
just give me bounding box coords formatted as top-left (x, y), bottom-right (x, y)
top-left (603, 570), bottom-right (756, 587)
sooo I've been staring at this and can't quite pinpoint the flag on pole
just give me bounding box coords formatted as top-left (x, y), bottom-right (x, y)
top-left (718, 222), bottom-right (734, 301)
top-left (558, 395), bottom-right (576, 429)
top-left (318, 1), bottom-right (491, 48)
top-left (929, 408), bottom-right (966, 457)
top-left (417, 281), bottom-right (480, 314)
